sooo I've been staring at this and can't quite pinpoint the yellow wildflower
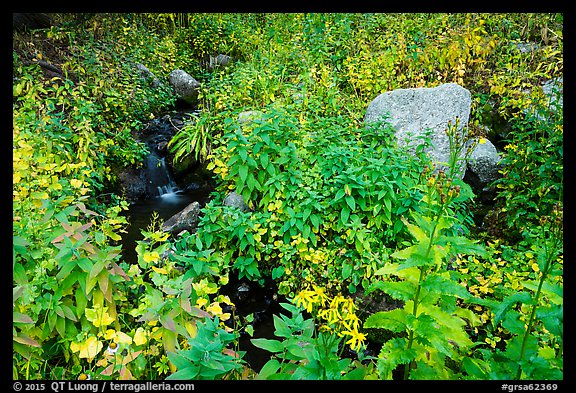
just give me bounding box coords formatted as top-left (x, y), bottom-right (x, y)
top-left (343, 329), bottom-right (367, 352)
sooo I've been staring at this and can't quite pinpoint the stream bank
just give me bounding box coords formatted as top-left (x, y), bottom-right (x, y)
top-left (115, 111), bottom-right (288, 372)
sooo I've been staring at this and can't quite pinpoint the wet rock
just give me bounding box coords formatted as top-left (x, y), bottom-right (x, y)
top-left (162, 201), bottom-right (201, 235)
top-left (169, 69), bottom-right (201, 105)
top-left (209, 54), bottom-right (233, 69)
top-left (116, 167), bottom-right (150, 200)
top-left (465, 137), bottom-right (502, 189)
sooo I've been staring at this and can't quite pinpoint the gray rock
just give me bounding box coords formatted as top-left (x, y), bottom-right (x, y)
top-left (162, 201), bottom-right (201, 235)
top-left (223, 191), bottom-right (250, 212)
top-left (466, 137), bottom-right (502, 186)
top-left (541, 77), bottom-right (563, 113)
top-left (169, 69), bottom-right (201, 105)
top-left (364, 83), bottom-right (471, 178)
top-left (209, 54), bottom-right (233, 69)
top-left (238, 110), bottom-right (264, 124)
top-left (116, 167), bottom-right (150, 201)
top-left (522, 77), bottom-right (563, 122)
top-left (514, 42), bottom-right (540, 53)
top-left (136, 63), bottom-right (163, 88)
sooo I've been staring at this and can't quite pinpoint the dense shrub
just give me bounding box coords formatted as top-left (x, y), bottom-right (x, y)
top-left (13, 13), bottom-right (562, 381)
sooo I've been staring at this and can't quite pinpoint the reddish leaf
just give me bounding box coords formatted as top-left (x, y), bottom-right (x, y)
top-left (13, 334), bottom-right (41, 347)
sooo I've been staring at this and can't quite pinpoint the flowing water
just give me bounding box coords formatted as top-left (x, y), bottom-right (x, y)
top-left (121, 138), bottom-right (214, 262)
top-left (120, 144), bottom-right (279, 372)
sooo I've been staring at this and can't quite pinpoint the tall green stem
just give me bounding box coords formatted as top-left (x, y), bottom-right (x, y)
top-left (403, 219), bottom-right (439, 380)
top-left (515, 231), bottom-right (559, 379)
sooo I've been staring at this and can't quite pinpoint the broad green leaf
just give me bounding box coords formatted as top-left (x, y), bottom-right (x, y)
top-left (402, 217), bottom-right (428, 243)
top-left (259, 152), bottom-right (270, 169)
top-left (345, 195), bottom-right (356, 210)
top-left (501, 310), bottom-right (525, 335)
top-left (13, 334), bottom-right (41, 347)
top-left (462, 357), bottom-right (490, 379)
top-left (438, 235), bottom-right (486, 257)
top-left (166, 365), bottom-right (199, 380)
top-left (377, 337), bottom-right (416, 379)
top-left (56, 315), bottom-right (66, 338)
top-left (251, 338), bottom-right (285, 353)
top-left (421, 273), bottom-right (471, 300)
top-left (310, 214), bottom-right (321, 229)
top-left (340, 207), bottom-right (350, 225)
top-left (521, 281), bottom-right (563, 305)
top-left (238, 165), bottom-right (248, 183)
top-left (341, 263), bottom-right (353, 279)
top-left (286, 341), bottom-right (310, 359)
top-left (366, 281), bottom-right (416, 301)
top-left (537, 305), bottom-right (563, 337)
top-left (492, 292), bottom-right (533, 324)
top-left (334, 188), bottom-right (345, 202)
top-left (273, 314), bottom-right (293, 338)
top-left (13, 312), bottom-right (34, 324)
top-left (391, 244), bottom-right (419, 260)
top-left (364, 308), bottom-right (408, 332)
top-left (373, 262), bottom-right (402, 277)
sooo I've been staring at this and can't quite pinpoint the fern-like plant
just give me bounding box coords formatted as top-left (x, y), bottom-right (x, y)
top-left (364, 166), bottom-right (486, 379)
top-left (168, 111), bottom-right (213, 164)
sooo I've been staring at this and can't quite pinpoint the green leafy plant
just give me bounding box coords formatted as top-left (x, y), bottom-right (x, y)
top-left (13, 12), bottom-right (563, 381)
top-left (251, 302), bottom-right (374, 380)
top-left (363, 166), bottom-right (486, 379)
top-left (166, 316), bottom-right (245, 380)
top-left (168, 111), bottom-right (214, 164)
top-left (492, 99), bottom-right (563, 239)
top-left (463, 204), bottom-right (563, 380)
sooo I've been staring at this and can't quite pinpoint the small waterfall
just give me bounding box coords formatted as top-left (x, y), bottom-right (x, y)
top-left (145, 152), bottom-right (180, 198)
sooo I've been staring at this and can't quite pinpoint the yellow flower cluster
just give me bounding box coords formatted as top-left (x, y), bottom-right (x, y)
top-left (294, 285), bottom-right (367, 351)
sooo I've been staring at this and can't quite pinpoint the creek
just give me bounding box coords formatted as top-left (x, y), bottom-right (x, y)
top-left (119, 113), bottom-right (282, 372)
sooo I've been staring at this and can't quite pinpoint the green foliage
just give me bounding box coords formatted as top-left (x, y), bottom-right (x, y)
top-left (168, 110), bottom-right (213, 164)
top-left (363, 168), bottom-right (486, 380)
top-left (251, 302), bottom-right (375, 380)
top-left (13, 12), bottom-right (562, 381)
top-left (463, 207), bottom-right (563, 380)
top-left (13, 14), bottom-right (182, 379)
top-left (198, 103), bottom-right (428, 297)
top-left (492, 97), bottom-right (563, 239)
top-left (166, 316), bottom-right (245, 380)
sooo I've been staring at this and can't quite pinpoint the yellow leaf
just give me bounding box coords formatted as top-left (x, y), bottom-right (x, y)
top-left (185, 321), bottom-right (197, 338)
top-left (116, 331), bottom-right (133, 345)
top-left (96, 358), bottom-right (108, 368)
top-left (85, 306), bottom-right (115, 328)
top-left (151, 266), bottom-right (167, 275)
top-left (70, 179), bottom-right (83, 188)
top-left (143, 251), bottom-right (160, 263)
top-left (151, 232), bottom-right (170, 242)
top-left (207, 302), bottom-right (223, 316)
top-left (218, 275), bottom-right (229, 286)
top-left (196, 297), bottom-right (208, 308)
top-left (70, 341), bottom-right (81, 353)
top-left (79, 336), bottom-right (103, 360)
top-left (134, 327), bottom-right (148, 346)
top-left (104, 329), bottom-right (116, 340)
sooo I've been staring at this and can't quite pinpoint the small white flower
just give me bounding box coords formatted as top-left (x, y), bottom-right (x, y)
top-left (106, 342), bottom-right (119, 355)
